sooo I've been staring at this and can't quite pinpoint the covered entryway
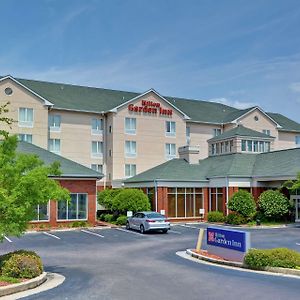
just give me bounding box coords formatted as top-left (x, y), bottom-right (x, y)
top-left (291, 195), bottom-right (300, 222)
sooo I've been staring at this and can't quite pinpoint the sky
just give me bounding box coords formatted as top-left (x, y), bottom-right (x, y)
top-left (1, 0), bottom-right (300, 122)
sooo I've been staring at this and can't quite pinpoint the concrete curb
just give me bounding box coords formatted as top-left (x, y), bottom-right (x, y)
top-left (185, 249), bottom-right (300, 278)
top-left (26, 225), bottom-right (113, 234)
top-left (0, 272), bottom-right (47, 297)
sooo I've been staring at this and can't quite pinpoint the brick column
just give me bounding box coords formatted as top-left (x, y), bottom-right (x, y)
top-left (157, 187), bottom-right (168, 215)
top-left (49, 200), bottom-right (57, 227)
top-left (203, 187), bottom-right (209, 220)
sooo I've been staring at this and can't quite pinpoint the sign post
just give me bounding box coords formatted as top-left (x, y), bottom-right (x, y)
top-left (196, 228), bottom-right (204, 252)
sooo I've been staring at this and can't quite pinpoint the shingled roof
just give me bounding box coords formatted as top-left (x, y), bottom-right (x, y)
top-left (17, 141), bottom-right (102, 178)
top-left (1, 75), bottom-right (299, 131)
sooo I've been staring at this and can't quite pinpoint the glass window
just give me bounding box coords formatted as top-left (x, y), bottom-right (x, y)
top-left (125, 164), bottom-right (136, 177)
top-left (125, 141), bottom-right (137, 158)
top-left (48, 139), bottom-right (61, 154)
top-left (216, 143), bottom-right (220, 154)
top-left (225, 141), bottom-right (229, 153)
top-left (230, 140), bottom-right (233, 152)
top-left (253, 141), bottom-right (258, 152)
top-left (91, 141), bottom-right (103, 157)
top-left (211, 144), bottom-right (216, 155)
top-left (213, 128), bottom-right (221, 137)
top-left (19, 108), bottom-right (33, 127)
top-left (166, 121), bottom-right (176, 137)
top-left (241, 140), bottom-right (246, 151)
top-left (186, 127), bottom-right (190, 145)
top-left (262, 129), bottom-right (271, 136)
top-left (91, 164), bottom-right (103, 173)
top-left (259, 141), bottom-right (265, 152)
top-left (18, 134), bottom-right (32, 143)
top-left (247, 140), bottom-right (253, 152)
top-left (296, 136), bottom-right (300, 146)
top-left (265, 141), bottom-right (270, 152)
top-left (57, 193), bottom-right (87, 220)
top-left (210, 188), bottom-right (224, 213)
top-left (49, 115), bottom-right (61, 132)
top-left (32, 203), bottom-right (49, 221)
top-left (125, 118), bottom-right (136, 135)
top-left (91, 119), bottom-right (103, 134)
top-left (165, 143), bottom-right (176, 159)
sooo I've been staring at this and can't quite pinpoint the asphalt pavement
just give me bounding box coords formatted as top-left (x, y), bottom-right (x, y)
top-left (1, 224), bottom-right (300, 300)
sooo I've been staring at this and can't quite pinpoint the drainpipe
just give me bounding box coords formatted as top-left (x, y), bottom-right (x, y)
top-left (154, 180), bottom-right (158, 212)
top-left (226, 176), bottom-right (229, 216)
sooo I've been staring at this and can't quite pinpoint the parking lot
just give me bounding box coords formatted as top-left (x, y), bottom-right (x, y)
top-left (1, 224), bottom-right (300, 300)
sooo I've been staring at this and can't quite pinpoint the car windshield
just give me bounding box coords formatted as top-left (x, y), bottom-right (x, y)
top-left (146, 213), bottom-right (164, 219)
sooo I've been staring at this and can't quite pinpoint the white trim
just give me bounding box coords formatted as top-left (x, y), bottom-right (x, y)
top-left (230, 106), bottom-right (282, 128)
top-left (18, 107), bottom-right (34, 128)
top-left (0, 75), bottom-right (53, 106)
top-left (109, 89), bottom-right (191, 119)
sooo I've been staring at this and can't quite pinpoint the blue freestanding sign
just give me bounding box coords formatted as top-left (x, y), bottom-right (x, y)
top-left (206, 227), bottom-right (250, 262)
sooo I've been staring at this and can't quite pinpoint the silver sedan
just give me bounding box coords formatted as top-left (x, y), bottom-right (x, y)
top-left (126, 211), bottom-right (170, 234)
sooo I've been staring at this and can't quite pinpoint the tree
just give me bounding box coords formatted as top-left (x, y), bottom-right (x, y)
top-left (227, 190), bottom-right (256, 219)
top-left (282, 172), bottom-right (300, 192)
top-left (98, 188), bottom-right (121, 210)
top-left (258, 190), bottom-right (289, 220)
top-left (0, 105), bottom-right (70, 241)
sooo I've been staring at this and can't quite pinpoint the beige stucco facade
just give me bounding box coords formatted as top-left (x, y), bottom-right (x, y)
top-left (1, 77), bottom-right (300, 188)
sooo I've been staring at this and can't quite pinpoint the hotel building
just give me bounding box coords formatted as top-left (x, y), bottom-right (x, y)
top-left (1, 75), bottom-right (300, 222)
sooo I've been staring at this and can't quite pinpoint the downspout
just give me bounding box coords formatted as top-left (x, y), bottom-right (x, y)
top-left (154, 180), bottom-right (158, 212)
top-left (226, 176), bottom-right (229, 216)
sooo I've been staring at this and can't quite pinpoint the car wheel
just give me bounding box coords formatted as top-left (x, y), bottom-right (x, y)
top-left (126, 221), bottom-right (130, 230)
top-left (162, 229), bottom-right (168, 234)
top-left (140, 224), bottom-right (145, 234)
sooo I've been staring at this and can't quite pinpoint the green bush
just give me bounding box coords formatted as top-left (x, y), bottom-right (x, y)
top-left (116, 215), bottom-right (128, 225)
top-left (98, 189), bottom-right (121, 210)
top-left (258, 190), bottom-right (290, 220)
top-left (228, 190), bottom-right (256, 218)
top-left (0, 250), bottom-right (43, 279)
top-left (104, 214), bottom-right (114, 223)
top-left (71, 221), bottom-right (88, 228)
top-left (226, 212), bottom-right (247, 225)
top-left (207, 211), bottom-right (225, 223)
top-left (244, 248), bottom-right (300, 270)
top-left (112, 189), bottom-right (151, 214)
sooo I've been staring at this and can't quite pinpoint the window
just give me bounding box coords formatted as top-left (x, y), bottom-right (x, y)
top-left (186, 127), bottom-right (190, 145)
top-left (209, 188), bottom-right (224, 213)
top-left (32, 203), bottom-right (49, 221)
top-left (165, 143), bottom-right (176, 159)
top-left (91, 118), bottom-right (103, 134)
top-left (91, 141), bottom-right (103, 157)
top-left (57, 193), bottom-right (87, 220)
top-left (109, 125), bottom-right (112, 133)
top-left (213, 128), bottom-right (221, 137)
top-left (167, 188), bottom-right (203, 218)
top-left (19, 108), bottom-right (33, 127)
top-left (125, 141), bottom-right (136, 158)
top-left (296, 136), bottom-right (300, 147)
top-left (125, 118), bottom-right (136, 135)
top-left (211, 144), bottom-right (216, 155)
top-left (225, 141), bottom-right (229, 153)
top-left (253, 141), bottom-right (259, 152)
top-left (48, 139), bottom-right (61, 154)
top-left (49, 115), bottom-right (61, 132)
top-left (166, 121), bottom-right (176, 137)
top-left (91, 164), bottom-right (103, 173)
top-left (262, 129), bottom-right (270, 136)
top-left (241, 140), bottom-right (246, 151)
top-left (18, 134), bottom-right (32, 143)
top-left (247, 140), bottom-right (253, 152)
top-left (125, 164), bottom-right (136, 177)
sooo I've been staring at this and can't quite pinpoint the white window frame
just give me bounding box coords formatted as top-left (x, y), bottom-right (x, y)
top-left (91, 141), bottom-right (103, 158)
top-left (125, 141), bottom-right (137, 158)
top-left (166, 121), bottom-right (176, 137)
top-left (91, 118), bottom-right (103, 135)
top-left (49, 114), bottom-right (61, 132)
top-left (18, 107), bottom-right (34, 128)
top-left (125, 164), bottom-right (136, 178)
top-left (213, 128), bottom-right (221, 137)
top-left (91, 164), bottom-right (103, 173)
top-left (48, 139), bottom-right (61, 154)
top-left (262, 129), bottom-right (271, 136)
top-left (125, 117), bottom-right (136, 135)
top-left (31, 202), bottom-right (50, 222)
top-left (296, 136), bottom-right (300, 147)
top-left (165, 143), bottom-right (176, 160)
top-left (18, 134), bottom-right (33, 143)
top-left (57, 193), bottom-right (88, 221)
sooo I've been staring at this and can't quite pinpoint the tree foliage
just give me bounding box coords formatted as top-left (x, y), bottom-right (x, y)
top-left (97, 188), bottom-right (121, 210)
top-left (227, 190), bottom-right (256, 218)
top-left (0, 132), bottom-right (70, 241)
top-left (282, 172), bottom-right (300, 192)
top-left (258, 190), bottom-right (289, 219)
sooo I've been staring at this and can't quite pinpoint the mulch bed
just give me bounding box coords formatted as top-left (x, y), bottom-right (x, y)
top-left (0, 279), bottom-right (27, 287)
top-left (191, 249), bottom-right (228, 261)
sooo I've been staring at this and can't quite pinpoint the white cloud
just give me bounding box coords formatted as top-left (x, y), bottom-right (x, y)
top-left (289, 82), bottom-right (300, 93)
top-left (208, 97), bottom-right (257, 109)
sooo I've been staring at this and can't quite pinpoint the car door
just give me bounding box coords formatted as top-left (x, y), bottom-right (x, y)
top-left (131, 213), bottom-right (140, 229)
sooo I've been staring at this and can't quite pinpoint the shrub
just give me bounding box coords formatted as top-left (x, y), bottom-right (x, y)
top-left (98, 189), bottom-right (121, 210)
top-left (258, 190), bottom-right (290, 220)
top-left (0, 250), bottom-right (43, 279)
top-left (207, 211), bottom-right (225, 223)
top-left (228, 190), bottom-right (256, 218)
top-left (116, 215), bottom-right (128, 225)
top-left (226, 212), bottom-right (247, 225)
top-left (112, 189), bottom-right (151, 214)
top-left (244, 248), bottom-right (300, 270)
top-left (104, 214), bottom-right (114, 223)
top-left (71, 221), bottom-right (88, 228)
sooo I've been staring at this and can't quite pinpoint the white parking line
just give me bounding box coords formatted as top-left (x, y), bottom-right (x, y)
top-left (178, 224), bottom-right (200, 229)
top-left (81, 229), bottom-right (104, 238)
top-left (43, 232), bottom-right (61, 240)
top-left (4, 236), bottom-right (12, 243)
top-left (115, 228), bottom-right (146, 237)
top-left (169, 230), bottom-right (182, 234)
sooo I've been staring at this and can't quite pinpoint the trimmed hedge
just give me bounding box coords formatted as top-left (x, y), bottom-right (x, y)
top-left (116, 215), bottom-right (128, 225)
top-left (226, 212), bottom-right (247, 225)
top-left (0, 250), bottom-right (43, 279)
top-left (228, 190), bottom-right (256, 218)
top-left (207, 211), bottom-right (225, 223)
top-left (244, 248), bottom-right (300, 270)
